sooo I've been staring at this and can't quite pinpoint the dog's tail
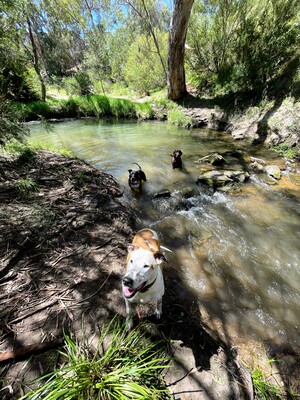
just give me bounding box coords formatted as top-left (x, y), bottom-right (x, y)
top-left (133, 162), bottom-right (142, 170)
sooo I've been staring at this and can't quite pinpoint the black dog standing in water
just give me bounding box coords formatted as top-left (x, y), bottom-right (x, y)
top-left (171, 150), bottom-right (183, 169)
top-left (128, 163), bottom-right (147, 193)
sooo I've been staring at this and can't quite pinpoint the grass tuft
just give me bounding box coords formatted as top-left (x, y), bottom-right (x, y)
top-left (4, 140), bottom-right (36, 162)
top-left (250, 358), bottom-right (298, 400)
top-left (15, 177), bottom-right (39, 194)
top-left (21, 319), bottom-right (171, 399)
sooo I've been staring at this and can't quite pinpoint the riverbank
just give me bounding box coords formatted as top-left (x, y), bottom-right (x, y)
top-left (14, 91), bottom-right (300, 152)
top-left (0, 148), bottom-right (299, 399)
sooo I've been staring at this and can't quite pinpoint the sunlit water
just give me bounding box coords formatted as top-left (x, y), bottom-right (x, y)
top-left (29, 119), bottom-right (300, 349)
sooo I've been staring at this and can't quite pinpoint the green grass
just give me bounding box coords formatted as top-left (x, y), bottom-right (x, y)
top-left (167, 107), bottom-right (193, 127)
top-left (15, 177), bottom-right (39, 194)
top-left (271, 144), bottom-right (299, 160)
top-left (21, 320), bottom-right (171, 400)
top-left (3, 140), bottom-right (74, 159)
top-left (15, 94), bottom-right (154, 121)
top-left (250, 358), bottom-right (298, 400)
top-left (3, 140), bottom-right (36, 162)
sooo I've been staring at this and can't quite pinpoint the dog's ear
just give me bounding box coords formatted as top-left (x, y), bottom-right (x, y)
top-left (128, 244), bottom-right (137, 253)
top-left (179, 150), bottom-right (183, 155)
top-left (154, 252), bottom-right (167, 264)
top-left (128, 169), bottom-right (132, 173)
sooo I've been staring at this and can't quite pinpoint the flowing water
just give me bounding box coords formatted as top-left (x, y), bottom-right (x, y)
top-left (29, 119), bottom-right (300, 349)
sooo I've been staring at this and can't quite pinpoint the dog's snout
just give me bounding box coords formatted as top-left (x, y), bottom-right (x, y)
top-left (123, 276), bottom-right (133, 287)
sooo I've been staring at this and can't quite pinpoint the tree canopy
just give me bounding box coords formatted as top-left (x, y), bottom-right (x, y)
top-left (0, 0), bottom-right (299, 103)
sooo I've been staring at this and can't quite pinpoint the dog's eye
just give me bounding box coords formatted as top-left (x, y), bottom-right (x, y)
top-left (143, 264), bottom-right (150, 269)
top-left (130, 260), bottom-right (133, 263)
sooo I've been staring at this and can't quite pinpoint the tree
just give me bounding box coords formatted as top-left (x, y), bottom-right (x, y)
top-left (118, 0), bottom-right (170, 82)
top-left (186, 0), bottom-right (300, 96)
top-left (125, 32), bottom-right (168, 94)
top-left (167, 0), bottom-right (195, 100)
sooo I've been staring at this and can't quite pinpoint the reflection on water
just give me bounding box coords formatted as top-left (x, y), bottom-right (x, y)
top-left (29, 119), bottom-right (300, 348)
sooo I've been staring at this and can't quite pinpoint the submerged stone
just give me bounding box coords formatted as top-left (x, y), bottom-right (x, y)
top-left (195, 153), bottom-right (226, 166)
top-left (153, 189), bottom-right (171, 199)
top-left (197, 170), bottom-right (249, 188)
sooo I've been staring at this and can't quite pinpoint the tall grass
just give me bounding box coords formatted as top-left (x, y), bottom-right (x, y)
top-left (167, 108), bottom-right (193, 127)
top-left (21, 320), bottom-right (171, 400)
top-left (250, 358), bottom-right (298, 400)
top-left (15, 95), bottom-right (153, 121)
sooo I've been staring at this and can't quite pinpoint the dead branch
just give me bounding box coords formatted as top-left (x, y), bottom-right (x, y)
top-left (0, 338), bottom-right (63, 363)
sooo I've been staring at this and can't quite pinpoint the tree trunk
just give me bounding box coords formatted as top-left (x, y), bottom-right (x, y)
top-left (168, 0), bottom-right (194, 101)
top-left (27, 17), bottom-right (47, 102)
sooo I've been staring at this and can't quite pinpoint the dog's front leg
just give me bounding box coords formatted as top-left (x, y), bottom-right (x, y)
top-left (155, 298), bottom-right (163, 320)
top-left (124, 299), bottom-right (137, 331)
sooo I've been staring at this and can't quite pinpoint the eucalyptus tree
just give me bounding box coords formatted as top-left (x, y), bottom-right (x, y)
top-left (167, 0), bottom-right (195, 100)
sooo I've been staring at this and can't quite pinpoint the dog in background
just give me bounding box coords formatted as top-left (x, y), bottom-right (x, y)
top-left (171, 149), bottom-right (183, 169)
top-left (122, 228), bottom-right (166, 330)
top-left (128, 163), bottom-right (146, 193)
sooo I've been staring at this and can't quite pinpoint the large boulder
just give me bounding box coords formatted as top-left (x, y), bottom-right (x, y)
top-left (197, 170), bottom-right (250, 188)
top-left (195, 153), bottom-right (226, 166)
top-left (265, 165), bottom-right (282, 180)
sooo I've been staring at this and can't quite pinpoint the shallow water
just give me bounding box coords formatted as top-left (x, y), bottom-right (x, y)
top-left (29, 119), bottom-right (300, 348)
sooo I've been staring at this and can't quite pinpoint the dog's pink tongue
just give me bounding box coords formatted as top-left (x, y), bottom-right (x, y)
top-left (123, 287), bottom-right (133, 297)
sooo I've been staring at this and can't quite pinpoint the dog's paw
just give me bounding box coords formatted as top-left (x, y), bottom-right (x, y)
top-left (155, 310), bottom-right (162, 320)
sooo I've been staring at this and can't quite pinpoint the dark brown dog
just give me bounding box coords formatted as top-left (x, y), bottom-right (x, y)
top-left (170, 150), bottom-right (183, 169)
top-left (128, 163), bottom-right (147, 192)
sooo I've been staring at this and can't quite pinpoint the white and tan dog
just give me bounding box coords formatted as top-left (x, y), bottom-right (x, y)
top-left (122, 228), bottom-right (166, 328)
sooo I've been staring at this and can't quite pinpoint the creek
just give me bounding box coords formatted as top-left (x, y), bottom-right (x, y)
top-left (29, 118), bottom-right (300, 350)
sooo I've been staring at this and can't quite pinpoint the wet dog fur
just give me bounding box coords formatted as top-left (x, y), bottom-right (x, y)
top-left (171, 149), bottom-right (183, 169)
top-left (128, 163), bottom-right (146, 193)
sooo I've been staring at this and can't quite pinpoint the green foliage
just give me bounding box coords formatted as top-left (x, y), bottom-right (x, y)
top-left (0, 101), bottom-right (29, 146)
top-left (21, 320), bottom-right (171, 400)
top-left (125, 32), bottom-right (168, 95)
top-left (18, 95), bottom-right (154, 120)
top-left (15, 177), bottom-right (39, 194)
top-left (247, 357), bottom-right (299, 400)
top-left (271, 144), bottom-right (299, 160)
top-left (4, 140), bottom-right (36, 162)
top-left (22, 101), bottom-right (54, 120)
top-left (29, 140), bottom-right (74, 157)
top-left (187, 0), bottom-right (300, 97)
top-left (167, 107), bottom-right (193, 127)
top-left (62, 72), bottom-right (93, 97)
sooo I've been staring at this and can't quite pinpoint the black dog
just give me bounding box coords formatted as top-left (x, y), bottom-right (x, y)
top-left (170, 150), bottom-right (183, 169)
top-left (128, 163), bottom-right (147, 193)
